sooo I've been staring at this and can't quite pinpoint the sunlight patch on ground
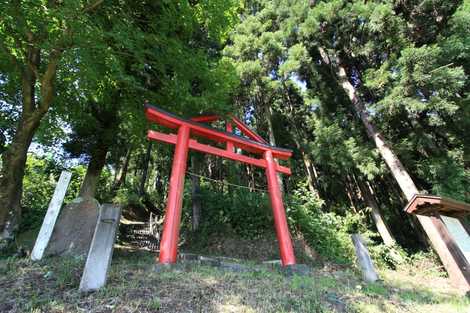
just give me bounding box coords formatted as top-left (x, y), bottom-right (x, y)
top-left (216, 295), bottom-right (257, 313)
top-left (1, 251), bottom-right (469, 313)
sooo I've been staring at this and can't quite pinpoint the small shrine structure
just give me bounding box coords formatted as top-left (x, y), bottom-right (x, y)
top-left (145, 104), bottom-right (296, 266)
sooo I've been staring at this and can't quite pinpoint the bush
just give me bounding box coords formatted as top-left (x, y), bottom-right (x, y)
top-left (368, 243), bottom-right (407, 269)
top-left (21, 155), bottom-right (85, 232)
top-left (286, 182), bottom-right (413, 268)
top-left (21, 157), bottom-right (57, 231)
top-left (182, 181), bottom-right (273, 239)
top-left (286, 184), bottom-right (356, 264)
top-left (113, 187), bottom-right (144, 209)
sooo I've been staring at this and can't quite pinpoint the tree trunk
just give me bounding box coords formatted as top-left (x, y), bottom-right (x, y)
top-left (246, 165), bottom-right (255, 192)
top-left (291, 134), bottom-right (318, 194)
top-left (357, 178), bottom-right (396, 246)
top-left (324, 49), bottom-right (470, 289)
top-left (346, 174), bottom-right (361, 212)
top-left (301, 152), bottom-right (317, 194)
top-left (79, 143), bottom-right (110, 199)
top-left (139, 141), bottom-right (152, 195)
top-left (282, 82), bottom-right (320, 193)
top-left (154, 167), bottom-right (163, 194)
top-left (315, 46), bottom-right (419, 198)
top-left (376, 178), bottom-right (428, 247)
top-left (190, 155), bottom-right (202, 231)
top-left (303, 154), bottom-right (319, 193)
top-left (0, 60), bottom-right (46, 240)
top-left (0, 41), bottom-right (61, 241)
top-left (336, 65), bottom-right (418, 200)
top-left (114, 146), bottom-right (132, 189)
top-left (265, 105), bottom-right (285, 194)
top-left (0, 116), bottom-right (42, 240)
top-left (79, 96), bottom-right (120, 199)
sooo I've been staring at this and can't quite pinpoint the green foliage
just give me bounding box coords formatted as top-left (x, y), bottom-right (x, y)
top-left (49, 256), bottom-right (84, 290)
top-left (183, 182), bottom-right (273, 239)
top-left (192, 0), bottom-right (240, 42)
top-left (286, 183), bottom-right (405, 268)
top-left (286, 183), bottom-right (355, 264)
top-left (4, 0), bottom-right (470, 281)
top-left (309, 117), bottom-right (382, 180)
top-left (21, 155), bottom-right (85, 231)
top-left (21, 157), bottom-right (57, 231)
top-left (416, 149), bottom-right (470, 202)
top-left (368, 243), bottom-right (407, 270)
top-left (148, 297), bottom-right (161, 310)
top-left (113, 187), bottom-right (144, 210)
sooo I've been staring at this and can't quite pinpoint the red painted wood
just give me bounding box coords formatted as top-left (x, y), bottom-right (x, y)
top-left (158, 125), bottom-right (190, 264)
top-left (231, 115), bottom-right (268, 144)
top-left (264, 150), bottom-right (296, 266)
top-left (190, 115), bottom-right (220, 123)
top-left (147, 130), bottom-right (291, 175)
top-left (226, 122), bottom-right (234, 152)
top-left (145, 106), bottom-right (292, 159)
top-left (189, 112), bottom-right (267, 145)
top-left (146, 105), bottom-right (296, 267)
top-left (190, 138), bottom-right (291, 175)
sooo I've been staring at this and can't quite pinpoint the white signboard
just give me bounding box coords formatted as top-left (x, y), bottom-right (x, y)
top-left (441, 215), bottom-right (470, 264)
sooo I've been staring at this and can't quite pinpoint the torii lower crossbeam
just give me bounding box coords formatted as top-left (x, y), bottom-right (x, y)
top-left (145, 104), bottom-right (296, 266)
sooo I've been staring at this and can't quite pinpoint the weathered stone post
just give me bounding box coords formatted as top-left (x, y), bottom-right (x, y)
top-left (31, 171), bottom-right (72, 261)
top-left (79, 204), bottom-right (121, 292)
top-left (352, 234), bottom-right (379, 283)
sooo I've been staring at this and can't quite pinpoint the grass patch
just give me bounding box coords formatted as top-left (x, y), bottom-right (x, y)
top-left (0, 249), bottom-right (468, 312)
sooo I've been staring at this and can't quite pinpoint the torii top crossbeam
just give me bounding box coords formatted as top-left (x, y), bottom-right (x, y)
top-left (146, 105), bottom-right (292, 173)
top-left (145, 104), bottom-right (297, 267)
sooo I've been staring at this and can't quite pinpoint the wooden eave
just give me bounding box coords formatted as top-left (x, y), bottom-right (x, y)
top-left (404, 194), bottom-right (470, 217)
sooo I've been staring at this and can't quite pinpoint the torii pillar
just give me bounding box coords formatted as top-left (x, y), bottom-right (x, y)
top-left (145, 104), bottom-right (296, 266)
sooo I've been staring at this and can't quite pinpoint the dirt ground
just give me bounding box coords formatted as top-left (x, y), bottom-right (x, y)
top-left (0, 249), bottom-right (468, 313)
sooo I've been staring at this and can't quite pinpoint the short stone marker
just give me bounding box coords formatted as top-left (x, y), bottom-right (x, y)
top-left (351, 234), bottom-right (379, 283)
top-left (31, 171), bottom-right (72, 261)
top-left (79, 204), bottom-right (121, 292)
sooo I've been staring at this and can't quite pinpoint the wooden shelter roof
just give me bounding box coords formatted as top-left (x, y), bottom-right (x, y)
top-left (404, 194), bottom-right (470, 217)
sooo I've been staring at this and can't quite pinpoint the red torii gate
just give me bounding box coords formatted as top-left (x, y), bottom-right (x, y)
top-left (145, 104), bottom-right (296, 266)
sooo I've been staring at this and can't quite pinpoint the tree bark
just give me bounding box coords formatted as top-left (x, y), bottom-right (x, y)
top-left (0, 116), bottom-right (42, 240)
top-left (79, 94), bottom-right (120, 199)
top-left (0, 54), bottom-right (51, 240)
top-left (345, 174), bottom-right (361, 212)
top-left (114, 146), bottom-right (132, 189)
top-left (265, 105), bottom-right (285, 194)
top-left (190, 155), bottom-right (202, 232)
top-left (291, 134), bottom-right (318, 194)
top-left (0, 2), bottom-right (106, 241)
top-left (0, 36), bottom-right (62, 240)
top-left (316, 47), bottom-right (420, 198)
top-left (154, 167), bottom-right (163, 194)
top-left (139, 141), bottom-right (152, 195)
top-left (336, 64), bottom-right (418, 200)
top-left (79, 143), bottom-right (110, 199)
top-left (322, 48), bottom-right (470, 289)
top-left (246, 164), bottom-right (255, 192)
top-left (357, 178), bottom-right (396, 246)
top-left (301, 151), bottom-right (318, 194)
